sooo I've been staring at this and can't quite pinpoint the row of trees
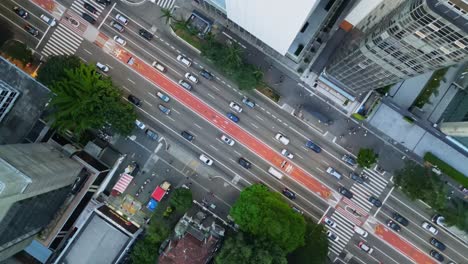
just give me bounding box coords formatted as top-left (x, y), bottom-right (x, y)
top-left (0, 23), bottom-right (33, 65)
top-left (215, 184), bottom-right (328, 264)
top-left (36, 55), bottom-right (136, 137)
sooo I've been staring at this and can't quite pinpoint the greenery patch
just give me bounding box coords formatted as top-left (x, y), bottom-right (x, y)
top-left (424, 152), bottom-right (468, 186)
top-left (413, 68), bottom-right (448, 108)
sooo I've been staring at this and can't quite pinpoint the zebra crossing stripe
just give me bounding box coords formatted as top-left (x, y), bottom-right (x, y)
top-left (156, 0), bottom-right (175, 9)
top-left (335, 207), bottom-right (362, 226)
top-left (341, 198), bottom-right (369, 217)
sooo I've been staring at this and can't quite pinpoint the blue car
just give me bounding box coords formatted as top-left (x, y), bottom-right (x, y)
top-left (199, 69), bottom-right (213, 80)
top-left (305, 140), bottom-right (322, 153)
top-left (227, 112), bottom-right (239, 123)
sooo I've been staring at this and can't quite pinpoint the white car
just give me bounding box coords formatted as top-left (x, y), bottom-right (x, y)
top-left (185, 73), bottom-right (199, 83)
top-left (275, 133), bottom-right (290, 145)
top-left (220, 135), bottom-right (235, 146)
top-left (96, 62), bottom-right (109, 72)
top-left (229, 102), bottom-right (243, 113)
top-left (358, 241), bottom-right (374, 254)
top-left (113, 35), bottom-right (126, 46)
top-left (115, 13), bottom-right (128, 25)
top-left (354, 226), bottom-right (368, 237)
top-left (323, 217), bottom-right (337, 228)
top-left (422, 221), bottom-right (439, 235)
top-left (281, 149), bottom-right (294, 159)
top-left (134, 120), bottom-right (145, 130)
top-left (199, 154), bottom-right (213, 166)
top-left (177, 55), bottom-right (192, 67)
top-left (326, 231), bottom-right (339, 242)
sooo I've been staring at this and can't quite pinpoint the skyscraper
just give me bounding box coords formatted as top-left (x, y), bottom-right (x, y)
top-left (324, 0), bottom-right (468, 95)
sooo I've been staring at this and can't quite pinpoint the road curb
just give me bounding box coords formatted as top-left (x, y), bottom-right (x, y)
top-left (168, 27), bottom-right (202, 54)
top-left (119, 0), bottom-right (147, 6)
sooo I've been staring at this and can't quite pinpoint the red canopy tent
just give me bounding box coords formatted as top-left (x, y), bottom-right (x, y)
top-left (151, 186), bottom-right (166, 202)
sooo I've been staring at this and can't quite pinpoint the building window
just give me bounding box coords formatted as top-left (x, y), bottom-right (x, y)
top-left (300, 22), bottom-right (309, 33)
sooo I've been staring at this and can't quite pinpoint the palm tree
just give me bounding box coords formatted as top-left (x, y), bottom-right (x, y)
top-left (225, 43), bottom-right (243, 69)
top-left (160, 8), bottom-right (175, 24)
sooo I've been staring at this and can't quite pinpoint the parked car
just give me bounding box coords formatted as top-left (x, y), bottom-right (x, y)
top-left (242, 96), bottom-right (255, 108)
top-left (84, 2), bottom-right (97, 14)
top-left (185, 73), bottom-right (199, 83)
top-left (139, 29), bottom-right (153, 40)
top-left (134, 120), bottom-right (145, 130)
top-left (305, 140), bottom-right (321, 153)
top-left (145, 129), bottom-right (158, 141)
top-left (429, 250), bottom-right (444, 262)
top-left (350, 172), bottom-right (364, 184)
top-left (96, 62), bottom-right (109, 72)
top-left (229, 102), bottom-right (243, 113)
top-left (95, 0), bottom-right (111, 6)
top-left (358, 241), bottom-right (374, 254)
top-left (158, 104), bottom-right (171, 115)
top-left (387, 220), bottom-right (401, 232)
top-left (110, 20), bottom-right (124, 32)
top-left (127, 95), bottom-right (141, 106)
top-left (199, 154), bottom-right (213, 166)
top-left (323, 217), bottom-right (337, 228)
top-left (156, 91), bottom-right (170, 102)
top-left (113, 35), bottom-right (126, 46)
top-left (326, 231), bottom-right (339, 242)
top-left (338, 186), bottom-right (353, 199)
top-left (342, 154), bottom-right (357, 166)
top-left (178, 80), bottom-right (192, 91)
top-left (200, 69), bottom-right (213, 80)
top-left (24, 24), bottom-right (39, 37)
top-left (238, 158), bottom-right (252, 169)
top-left (220, 135), bottom-right (235, 146)
top-left (115, 13), bottom-right (128, 25)
top-left (227, 112), bottom-right (239, 123)
top-left (422, 221), bottom-right (439, 235)
top-left (181, 131), bottom-right (194, 142)
top-left (82, 13), bottom-right (96, 24)
top-left (281, 149), bottom-right (294, 159)
top-left (368, 196), bottom-right (382, 207)
top-left (176, 55), bottom-right (192, 67)
top-left (282, 188), bottom-right (296, 200)
top-left (392, 212), bottom-right (409, 226)
top-left (430, 237), bottom-right (446, 251)
top-left (13, 7), bottom-right (28, 19)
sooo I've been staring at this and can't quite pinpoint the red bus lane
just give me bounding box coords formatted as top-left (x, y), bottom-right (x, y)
top-left (374, 224), bottom-right (436, 264)
top-left (110, 47), bottom-right (334, 201)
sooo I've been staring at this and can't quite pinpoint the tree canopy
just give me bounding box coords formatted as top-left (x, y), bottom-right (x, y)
top-left (37, 55), bottom-right (81, 86)
top-left (170, 188), bottom-right (193, 212)
top-left (47, 62), bottom-right (136, 136)
top-left (2, 40), bottom-right (33, 64)
top-left (287, 221), bottom-right (329, 264)
top-left (357, 148), bottom-right (378, 168)
top-left (0, 22), bottom-right (13, 48)
top-left (230, 184), bottom-right (306, 253)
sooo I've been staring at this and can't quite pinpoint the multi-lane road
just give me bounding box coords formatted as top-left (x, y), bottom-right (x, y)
top-left (2, 0), bottom-right (467, 263)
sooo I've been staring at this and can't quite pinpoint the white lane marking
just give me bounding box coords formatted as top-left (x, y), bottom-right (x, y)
top-left (211, 85), bottom-right (220, 91)
top-left (127, 78), bottom-right (135, 84)
top-left (144, 101), bottom-right (153, 107)
top-left (316, 167), bottom-right (324, 173)
top-left (172, 108), bottom-right (180, 115)
top-left (166, 116), bottom-right (176, 122)
top-left (148, 92), bottom-right (157, 98)
top-left (373, 246), bottom-right (400, 264)
top-left (296, 153), bottom-right (304, 159)
top-left (255, 115), bottom-right (264, 121)
top-left (233, 150), bottom-right (241, 156)
top-left (122, 86), bottom-right (130, 92)
top-left (207, 93), bottom-right (216, 99)
top-left (194, 123), bottom-right (202, 129)
top-left (84, 49), bottom-right (92, 55)
top-left (98, 2), bottom-right (116, 29)
top-left (79, 56), bottom-right (87, 62)
top-left (35, 24), bottom-right (52, 49)
top-left (250, 123), bottom-right (259, 129)
top-left (321, 160), bottom-right (329, 166)
top-left (374, 186), bottom-right (394, 217)
top-left (209, 144), bottom-right (218, 151)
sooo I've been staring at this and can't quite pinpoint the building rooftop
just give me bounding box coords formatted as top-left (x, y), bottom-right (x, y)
top-left (159, 233), bottom-right (218, 264)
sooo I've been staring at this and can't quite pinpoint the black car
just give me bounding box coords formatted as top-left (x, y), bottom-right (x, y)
top-left (82, 13), bottom-right (96, 24)
top-left (200, 69), bottom-right (213, 80)
top-left (368, 196), bottom-right (382, 207)
top-left (305, 140), bottom-right (322, 153)
top-left (13, 7), bottom-right (28, 19)
top-left (338, 186), bottom-right (353, 199)
top-left (430, 238), bottom-right (446, 251)
top-left (238, 157), bottom-right (252, 169)
top-left (128, 95), bottom-right (142, 106)
top-left (181, 131), bottom-right (194, 141)
top-left (95, 0), bottom-right (111, 6)
top-left (430, 250), bottom-right (444, 262)
top-left (392, 212), bottom-right (409, 226)
top-left (84, 2), bottom-right (97, 14)
top-left (282, 188), bottom-right (296, 200)
top-left (387, 220), bottom-right (401, 232)
top-left (350, 172), bottom-right (364, 184)
top-left (139, 29), bottom-right (153, 40)
top-left (24, 24), bottom-right (39, 37)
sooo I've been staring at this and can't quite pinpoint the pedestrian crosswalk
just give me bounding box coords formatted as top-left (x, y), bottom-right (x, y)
top-left (349, 168), bottom-right (389, 212)
top-left (42, 23), bottom-right (83, 57)
top-left (326, 210), bottom-right (357, 255)
top-left (71, 0), bottom-right (106, 19)
top-left (156, 0), bottom-right (176, 10)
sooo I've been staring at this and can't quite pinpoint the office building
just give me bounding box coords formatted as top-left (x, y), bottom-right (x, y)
top-left (324, 0), bottom-right (468, 95)
top-left (0, 143), bottom-right (82, 261)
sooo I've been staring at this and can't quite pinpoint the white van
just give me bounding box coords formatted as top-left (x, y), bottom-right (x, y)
top-left (275, 133), bottom-right (290, 145)
top-left (354, 226), bottom-right (368, 238)
top-left (268, 167), bottom-right (283, 179)
top-left (40, 14), bottom-right (56, 26)
top-left (176, 55), bottom-right (192, 67)
top-left (326, 167), bottom-right (342, 180)
top-left (152, 61), bottom-right (166, 72)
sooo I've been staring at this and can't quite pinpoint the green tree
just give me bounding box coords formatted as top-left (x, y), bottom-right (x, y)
top-left (287, 221), bottom-right (328, 264)
top-left (2, 40), bottom-right (32, 64)
top-left (441, 197), bottom-right (468, 232)
top-left (215, 232), bottom-right (287, 264)
top-left (160, 8), bottom-right (176, 24)
top-left (47, 63), bottom-right (136, 136)
top-left (170, 188), bottom-right (193, 212)
top-left (37, 55), bottom-right (81, 86)
top-left (230, 184), bottom-right (306, 253)
top-left (0, 23), bottom-right (13, 48)
top-left (357, 148), bottom-right (378, 168)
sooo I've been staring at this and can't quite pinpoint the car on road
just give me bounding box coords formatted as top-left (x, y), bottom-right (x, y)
top-left (275, 133), bottom-right (290, 145)
top-left (110, 21), bottom-right (124, 32)
top-left (185, 73), bottom-right (199, 83)
top-left (176, 55), bottom-right (192, 67)
top-left (326, 231), bottom-right (339, 242)
top-left (291, 206), bottom-right (303, 215)
top-left (113, 35), bottom-right (126, 46)
top-left (40, 14), bottom-right (56, 26)
top-left (350, 172), bottom-right (364, 184)
top-left (178, 80), bottom-right (192, 91)
top-left (227, 112), bottom-right (239, 123)
top-left (368, 196), bottom-right (382, 207)
top-left (358, 241), bottom-right (374, 254)
top-left (281, 149), bottom-right (294, 159)
top-left (242, 96), bottom-right (255, 108)
top-left (13, 7), bottom-right (28, 19)
top-left (282, 188), bottom-right (296, 200)
top-left (199, 154), bottom-right (213, 166)
top-left (127, 95), bottom-right (142, 106)
top-left (326, 167), bottom-right (342, 180)
top-left (432, 214), bottom-right (445, 226)
top-left (24, 24), bottom-right (39, 37)
top-left (200, 69), bottom-right (213, 80)
top-left (84, 2), bottom-right (97, 14)
top-left (430, 237), bottom-right (446, 251)
top-left (82, 13), bottom-right (96, 24)
top-left (305, 140), bottom-right (321, 153)
top-left (115, 13), bottom-right (128, 25)
top-left (229, 102), bottom-right (243, 113)
top-left (95, 0), bottom-right (111, 6)
top-left (145, 129), bottom-right (158, 141)
top-left (392, 212), bottom-right (409, 226)
top-left (429, 250), bottom-right (444, 262)
top-left (152, 61), bottom-right (166, 72)
top-left (181, 131), bottom-right (194, 141)
top-left (96, 62), bottom-right (109, 72)
top-left (158, 104), bottom-right (171, 115)
top-left (323, 217), bottom-right (337, 228)
top-left (422, 221), bottom-right (439, 235)
top-left (139, 29), bottom-right (153, 40)
top-left (134, 120), bottom-right (145, 130)
top-left (338, 186), bottom-right (353, 199)
top-left (387, 220), bottom-right (401, 232)
top-left (238, 158), bottom-right (252, 169)
top-left (156, 91), bottom-right (170, 102)
top-left (342, 154), bottom-right (357, 166)
top-left (220, 135), bottom-right (235, 146)
top-left (354, 226), bottom-right (368, 237)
